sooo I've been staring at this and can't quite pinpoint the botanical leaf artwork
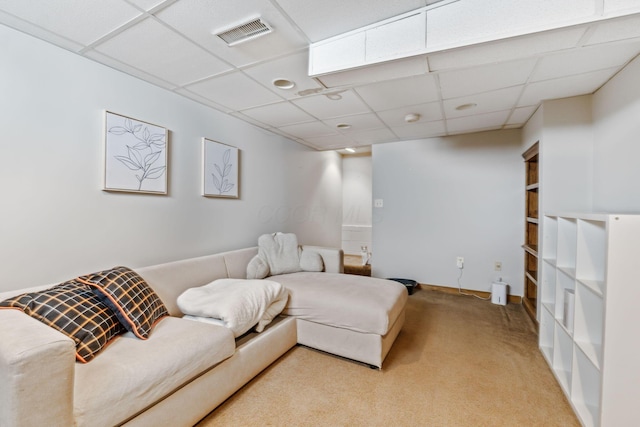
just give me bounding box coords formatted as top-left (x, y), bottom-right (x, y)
top-left (212, 149), bottom-right (235, 195)
top-left (104, 112), bottom-right (167, 194)
top-left (203, 139), bottom-right (239, 198)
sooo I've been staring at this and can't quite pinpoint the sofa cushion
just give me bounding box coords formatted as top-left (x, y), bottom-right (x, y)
top-left (73, 316), bottom-right (235, 427)
top-left (258, 232), bottom-right (302, 275)
top-left (77, 266), bottom-right (168, 339)
top-left (246, 255), bottom-right (270, 279)
top-left (0, 280), bottom-right (125, 362)
top-left (299, 250), bottom-right (324, 272)
top-left (272, 272), bottom-right (408, 336)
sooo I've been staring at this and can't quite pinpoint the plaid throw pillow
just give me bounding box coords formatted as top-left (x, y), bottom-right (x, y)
top-left (0, 280), bottom-right (125, 363)
top-left (77, 266), bottom-right (168, 339)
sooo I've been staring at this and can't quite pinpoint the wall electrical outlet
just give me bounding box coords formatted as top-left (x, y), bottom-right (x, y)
top-left (456, 257), bottom-right (464, 269)
top-left (495, 261), bottom-right (502, 271)
top-left (374, 199), bottom-right (384, 208)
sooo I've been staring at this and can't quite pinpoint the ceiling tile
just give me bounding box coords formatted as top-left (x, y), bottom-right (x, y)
top-left (585, 14), bottom-right (640, 45)
top-left (507, 106), bottom-right (538, 125)
top-left (377, 102), bottom-right (443, 127)
top-left (273, 0), bottom-right (428, 42)
top-left (304, 134), bottom-right (356, 150)
top-left (84, 50), bottom-right (177, 90)
top-left (323, 113), bottom-right (386, 133)
top-left (446, 110), bottom-right (510, 134)
top-left (128, 0), bottom-right (176, 12)
top-left (426, 0), bottom-right (595, 52)
top-left (355, 74), bottom-right (439, 110)
top-left (174, 88), bottom-right (233, 112)
top-left (240, 102), bottom-right (314, 127)
top-left (277, 122), bottom-right (337, 139)
top-left (185, 71), bottom-right (283, 111)
top-left (242, 51), bottom-right (323, 100)
top-left (391, 120), bottom-right (446, 138)
top-left (156, 0), bottom-right (307, 67)
top-left (351, 127), bottom-right (398, 145)
top-left (292, 90), bottom-right (371, 119)
top-left (604, 0), bottom-right (640, 14)
top-left (93, 18), bottom-right (231, 86)
top-left (0, 0), bottom-right (142, 46)
top-left (443, 86), bottom-right (523, 119)
top-left (317, 56), bottom-right (427, 88)
top-left (518, 67), bottom-right (619, 106)
top-left (531, 41), bottom-right (640, 82)
top-left (438, 58), bottom-right (537, 99)
top-left (428, 26), bottom-right (587, 71)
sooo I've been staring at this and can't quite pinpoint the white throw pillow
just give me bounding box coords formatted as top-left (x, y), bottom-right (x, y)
top-left (300, 250), bottom-right (324, 272)
top-left (246, 255), bottom-right (270, 279)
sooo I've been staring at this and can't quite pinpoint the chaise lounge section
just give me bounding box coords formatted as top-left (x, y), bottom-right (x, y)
top-left (0, 244), bottom-right (407, 427)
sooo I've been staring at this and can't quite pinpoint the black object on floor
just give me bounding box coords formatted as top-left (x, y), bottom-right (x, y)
top-left (387, 278), bottom-right (417, 295)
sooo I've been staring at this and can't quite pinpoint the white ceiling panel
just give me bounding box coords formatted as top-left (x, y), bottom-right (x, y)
top-left (438, 58), bottom-right (537, 99)
top-left (377, 102), bottom-right (443, 127)
top-left (0, 0), bottom-right (142, 46)
top-left (604, 0), bottom-right (640, 15)
top-left (351, 128), bottom-right (399, 145)
top-left (518, 67), bottom-right (619, 106)
top-left (93, 18), bottom-right (231, 86)
top-left (304, 134), bottom-right (355, 150)
top-left (273, 0), bottom-right (428, 42)
top-left (318, 56), bottom-right (427, 88)
top-left (355, 75), bottom-right (439, 111)
top-left (323, 114), bottom-right (387, 133)
top-left (443, 86), bottom-right (524, 119)
top-left (128, 0), bottom-right (177, 12)
top-left (426, 0), bottom-right (595, 52)
top-left (531, 41), bottom-right (640, 82)
top-left (585, 14), bottom-right (640, 45)
top-left (185, 71), bottom-right (283, 110)
top-left (391, 120), bottom-right (446, 138)
top-left (84, 50), bottom-right (177, 90)
top-left (156, 0), bottom-right (307, 68)
top-left (507, 106), bottom-right (538, 125)
top-left (243, 51), bottom-right (322, 99)
top-left (278, 121), bottom-right (337, 138)
top-left (446, 110), bottom-right (510, 134)
top-left (240, 102), bottom-right (315, 127)
top-left (428, 27), bottom-right (587, 71)
top-left (292, 90), bottom-right (371, 119)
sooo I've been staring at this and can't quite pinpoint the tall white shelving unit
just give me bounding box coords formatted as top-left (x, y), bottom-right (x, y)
top-left (539, 213), bottom-right (640, 426)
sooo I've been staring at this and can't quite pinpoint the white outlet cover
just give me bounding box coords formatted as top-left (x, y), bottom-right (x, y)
top-left (374, 199), bottom-right (384, 208)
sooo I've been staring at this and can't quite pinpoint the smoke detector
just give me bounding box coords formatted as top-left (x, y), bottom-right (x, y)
top-left (214, 18), bottom-right (273, 46)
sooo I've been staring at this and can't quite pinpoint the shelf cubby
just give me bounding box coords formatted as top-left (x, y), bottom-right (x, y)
top-left (542, 215), bottom-right (558, 262)
top-left (557, 217), bottom-right (577, 271)
top-left (576, 219), bottom-right (606, 294)
top-left (553, 325), bottom-right (573, 394)
top-left (571, 347), bottom-right (601, 427)
top-left (554, 269), bottom-right (575, 328)
top-left (573, 283), bottom-right (603, 369)
top-left (540, 262), bottom-right (556, 313)
top-left (539, 306), bottom-right (555, 364)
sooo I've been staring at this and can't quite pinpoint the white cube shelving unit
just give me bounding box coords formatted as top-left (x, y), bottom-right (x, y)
top-left (539, 213), bottom-right (640, 426)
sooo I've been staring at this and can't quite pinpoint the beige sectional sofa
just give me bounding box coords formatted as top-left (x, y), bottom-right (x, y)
top-left (0, 245), bottom-right (408, 427)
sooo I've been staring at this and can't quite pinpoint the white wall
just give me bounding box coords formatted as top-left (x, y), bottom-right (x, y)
top-left (0, 25), bottom-right (342, 291)
top-left (592, 55), bottom-right (640, 212)
top-left (372, 130), bottom-right (524, 295)
top-left (342, 154), bottom-right (372, 254)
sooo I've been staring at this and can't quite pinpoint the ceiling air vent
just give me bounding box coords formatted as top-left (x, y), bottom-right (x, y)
top-left (215, 18), bottom-right (273, 47)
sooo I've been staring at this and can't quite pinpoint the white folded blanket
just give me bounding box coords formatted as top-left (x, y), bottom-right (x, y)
top-left (177, 279), bottom-right (288, 337)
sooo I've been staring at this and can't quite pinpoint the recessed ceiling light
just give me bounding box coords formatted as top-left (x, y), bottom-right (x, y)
top-left (272, 78), bottom-right (295, 90)
top-left (404, 113), bottom-right (421, 123)
top-left (345, 148), bottom-right (356, 153)
top-left (455, 103), bottom-right (477, 111)
top-left (336, 123), bottom-right (351, 130)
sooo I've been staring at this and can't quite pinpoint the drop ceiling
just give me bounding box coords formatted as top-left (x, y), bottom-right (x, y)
top-left (1, 0), bottom-right (640, 152)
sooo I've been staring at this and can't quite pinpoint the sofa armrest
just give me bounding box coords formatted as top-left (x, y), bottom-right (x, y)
top-left (0, 310), bottom-right (75, 427)
top-left (301, 246), bottom-right (344, 274)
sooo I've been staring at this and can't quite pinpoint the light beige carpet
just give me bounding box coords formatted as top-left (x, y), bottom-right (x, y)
top-left (197, 288), bottom-right (579, 426)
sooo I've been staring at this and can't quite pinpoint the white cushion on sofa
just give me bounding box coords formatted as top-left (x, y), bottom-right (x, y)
top-left (73, 317), bottom-right (235, 427)
top-left (273, 272), bottom-right (408, 336)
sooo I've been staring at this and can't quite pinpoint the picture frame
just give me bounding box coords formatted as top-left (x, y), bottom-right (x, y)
top-left (202, 138), bottom-right (239, 198)
top-left (103, 111), bottom-right (168, 194)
